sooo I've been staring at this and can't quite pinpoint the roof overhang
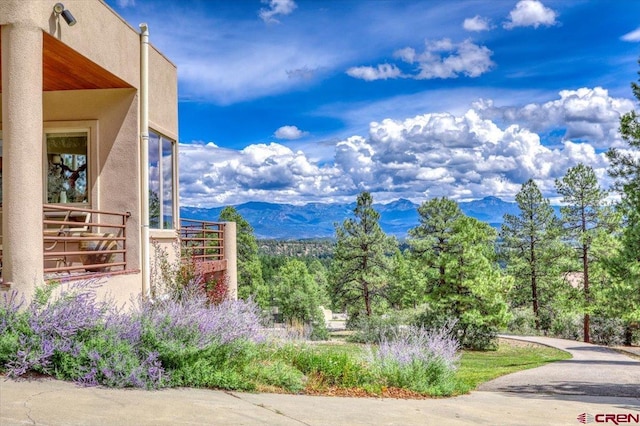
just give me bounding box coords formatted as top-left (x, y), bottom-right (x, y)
top-left (0, 31), bottom-right (133, 93)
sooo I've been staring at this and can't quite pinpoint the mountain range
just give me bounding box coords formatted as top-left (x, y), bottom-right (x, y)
top-left (180, 196), bottom-right (530, 240)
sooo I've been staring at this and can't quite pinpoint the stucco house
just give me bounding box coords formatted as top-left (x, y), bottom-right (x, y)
top-left (0, 0), bottom-right (236, 304)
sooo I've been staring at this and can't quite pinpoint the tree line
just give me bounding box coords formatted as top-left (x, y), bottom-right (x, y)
top-left (218, 67), bottom-right (640, 348)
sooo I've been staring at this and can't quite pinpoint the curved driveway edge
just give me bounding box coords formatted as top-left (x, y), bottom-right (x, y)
top-left (1, 377), bottom-right (639, 426)
top-left (479, 335), bottom-right (640, 397)
top-left (1, 336), bottom-right (639, 425)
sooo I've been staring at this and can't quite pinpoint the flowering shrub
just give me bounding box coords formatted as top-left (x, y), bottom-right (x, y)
top-left (0, 279), bottom-right (264, 390)
top-left (0, 280), bottom-right (462, 396)
top-left (366, 323), bottom-right (460, 395)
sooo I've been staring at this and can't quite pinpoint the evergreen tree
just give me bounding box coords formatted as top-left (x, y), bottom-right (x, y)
top-left (219, 206), bottom-right (269, 307)
top-left (273, 259), bottom-right (326, 326)
top-left (410, 197), bottom-right (510, 348)
top-left (605, 61), bottom-right (640, 331)
top-left (386, 249), bottom-right (423, 309)
top-left (330, 192), bottom-right (397, 317)
top-left (555, 164), bottom-right (612, 342)
top-left (500, 180), bottom-right (565, 331)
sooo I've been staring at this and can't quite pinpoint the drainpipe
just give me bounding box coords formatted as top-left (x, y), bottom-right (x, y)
top-left (139, 23), bottom-right (151, 298)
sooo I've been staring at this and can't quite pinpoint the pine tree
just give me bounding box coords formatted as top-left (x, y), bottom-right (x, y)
top-left (555, 164), bottom-right (611, 343)
top-left (500, 180), bottom-right (565, 331)
top-left (410, 197), bottom-right (510, 348)
top-left (330, 192), bottom-right (397, 317)
top-left (605, 61), bottom-right (640, 332)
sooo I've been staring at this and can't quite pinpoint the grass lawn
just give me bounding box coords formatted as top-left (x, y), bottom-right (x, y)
top-left (295, 337), bottom-right (571, 397)
top-left (453, 338), bottom-right (572, 393)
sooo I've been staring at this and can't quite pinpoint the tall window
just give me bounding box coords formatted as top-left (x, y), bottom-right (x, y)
top-left (149, 130), bottom-right (176, 229)
top-left (45, 131), bottom-right (88, 204)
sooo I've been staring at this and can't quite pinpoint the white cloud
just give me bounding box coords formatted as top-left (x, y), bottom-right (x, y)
top-left (178, 142), bottom-right (348, 207)
top-left (275, 125), bottom-right (308, 140)
top-left (348, 39), bottom-right (494, 82)
top-left (346, 64), bottom-right (403, 81)
top-left (179, 99), bottom-right (616, 207)
top-left (621, 27), bottom-right (640, 42)
top-left (259, 0), bottom-right (297, 24)
top-left (504, 0), bottom-right (557, 29)
top-left (463, 15), bottom-right (491, 32)
top-left (475, 87), bottom-right (634, 148)
top-left (411, 38), bottom-right (494, 79)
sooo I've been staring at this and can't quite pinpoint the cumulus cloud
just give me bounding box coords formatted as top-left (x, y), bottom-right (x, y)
top-left (275, 125), bottom-right (308, 140)
top-left (504, 0), bottom-right (557, 29)
top-left (179, 93), bottom-right (618, 207)
top-left (178, 142), bottom-right (348, 207)
top-left (259, 0), bottom-right (297, 23)
top-left (346, 64), bottom-right (403, 81)
top-left (621, 27), bottom-right (640, 42)
top-left (406, 38), bottom-right (495, 79)
top-left (348, 39), bottom-right (494, 82)
top-left (474, 87), bottom-right (634, 148)
top-left (463, 15), bottom-right (492, 32)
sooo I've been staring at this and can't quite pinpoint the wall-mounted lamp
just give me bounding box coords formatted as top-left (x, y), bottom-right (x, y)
top-left (53, 3), bottom-right (77, 26)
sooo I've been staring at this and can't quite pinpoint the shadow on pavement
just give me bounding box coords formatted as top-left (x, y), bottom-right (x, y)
top-left (486, 382), bottom-right (640, 398)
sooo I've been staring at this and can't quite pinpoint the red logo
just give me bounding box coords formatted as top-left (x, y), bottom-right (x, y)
top-left (578, 413), bottom-right (640, 424)
top-left (579, 413), bottom-right (595, 424)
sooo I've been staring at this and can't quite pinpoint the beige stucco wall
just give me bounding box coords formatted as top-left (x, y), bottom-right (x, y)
top-left (0, 0), bottom-right (139, 88)
top-left (0, 0), bottom-right (179, 138)
top-left (148, 46), bottom-right (179, 140)
top-left (42, 89), bottom-right (141, 271)
top-left (1, 22), bottom-right (44, 299)
top-left (0, 0), bottom-right (178, 302)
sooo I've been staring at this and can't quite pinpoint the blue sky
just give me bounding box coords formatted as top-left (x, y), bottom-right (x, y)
top-left (107, 0), bottom-right (640, 207)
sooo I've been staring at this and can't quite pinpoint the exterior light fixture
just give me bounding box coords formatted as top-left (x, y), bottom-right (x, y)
top-left (53, 3), bottom-right (77, 26)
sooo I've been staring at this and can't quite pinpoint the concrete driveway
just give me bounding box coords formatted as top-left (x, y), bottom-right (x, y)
top-left (480, 335), bottom-right (640, 398)
top-left (1, 336), bottom-right (639, 425)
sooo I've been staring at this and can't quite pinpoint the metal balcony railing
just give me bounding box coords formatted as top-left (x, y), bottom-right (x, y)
top-left (179, 218), bottom-right (225, 264)
top-left (42, 204), bottom-right (129, 278)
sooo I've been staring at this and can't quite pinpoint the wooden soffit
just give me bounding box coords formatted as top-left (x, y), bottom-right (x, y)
top-left (0, 31), bottom-right (133, 92)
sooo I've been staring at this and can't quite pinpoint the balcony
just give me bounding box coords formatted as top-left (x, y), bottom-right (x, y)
top-left (41, 204), bottom-right (130, 280)
top-left (179, 218), bottom-right (227, 278)
top-left (0, 208), bottom-right (232, 289)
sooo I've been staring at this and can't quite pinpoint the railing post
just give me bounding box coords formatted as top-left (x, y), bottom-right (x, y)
top-left (222, 221), bottom-right (237, 300)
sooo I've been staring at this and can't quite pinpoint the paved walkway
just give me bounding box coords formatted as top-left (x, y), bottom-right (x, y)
top-left (1, 336), bottom-right (639, 425)
top-left (480, 335), bottom-right (640, 397)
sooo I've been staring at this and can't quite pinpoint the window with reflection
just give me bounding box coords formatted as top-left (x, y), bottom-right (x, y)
top-left (149, 130), bottom-right (176, 229)
top-left (46, 132), bottom-right (88, 204)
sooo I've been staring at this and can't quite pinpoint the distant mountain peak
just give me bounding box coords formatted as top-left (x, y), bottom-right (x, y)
top-left (181, 196), bottom-right (522, 240)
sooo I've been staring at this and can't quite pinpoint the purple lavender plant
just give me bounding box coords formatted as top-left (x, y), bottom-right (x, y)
top-left (366, 322), bottom-right (460, 394)
top-left (375, 323), bottom-right (460, 370)
top-left (134, 284), bottom-right (264, 349)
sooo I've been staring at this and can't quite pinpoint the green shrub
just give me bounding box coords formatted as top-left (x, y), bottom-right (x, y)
top-left (274, 343), bottom-right (369, 387)
top-left (413, 306), bottom-right (497, 350)
top-left (365, 325), bottom-right (459, 395)
top-left (244, 359), bottom-right (306, 393)
top-left (346, 313), bottom-right (405, 344)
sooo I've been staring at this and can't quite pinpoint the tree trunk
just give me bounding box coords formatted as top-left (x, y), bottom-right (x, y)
top-left (583, 228), bottom-right (590, 343)
top-left (531, 239), bottom-right (540, 331)
top-left (363, 281), bottom-right (372, 316)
